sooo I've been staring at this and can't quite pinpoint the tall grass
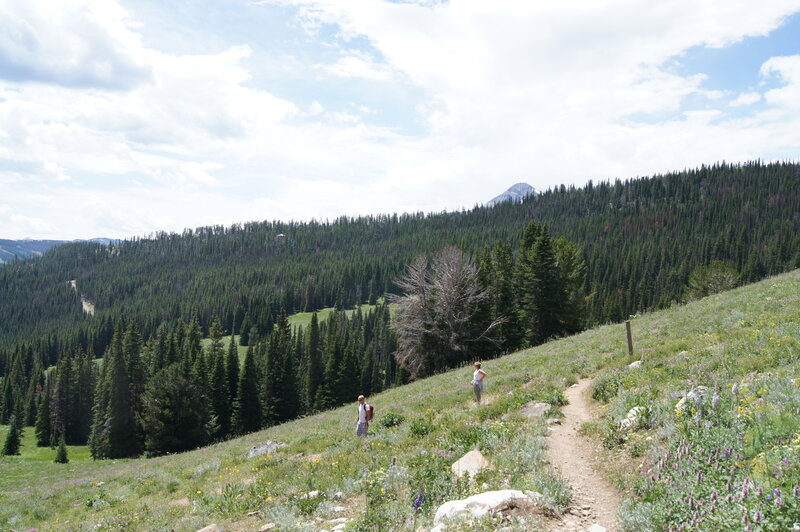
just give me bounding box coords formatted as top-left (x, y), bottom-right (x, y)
top-left (2, 270), bottom-right (799, 531)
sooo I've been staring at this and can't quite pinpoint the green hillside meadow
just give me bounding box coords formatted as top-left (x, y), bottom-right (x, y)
top-left (2, 270), bottom-right (799, 531)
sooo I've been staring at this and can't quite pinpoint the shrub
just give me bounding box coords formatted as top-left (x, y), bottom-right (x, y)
top-left (380, 411), bottom-right (406, 428)
top-left (409, 417), bottom-right (435, 437)
top-left (592, 371), bottom-right (622, 403)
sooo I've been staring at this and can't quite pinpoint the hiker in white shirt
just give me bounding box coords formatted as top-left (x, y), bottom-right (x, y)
top-left (356, 395), bottom-right (369, 436)
top-left (472, 362), bottom-right (488, 404)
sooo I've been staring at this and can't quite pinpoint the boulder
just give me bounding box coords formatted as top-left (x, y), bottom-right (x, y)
top-left (451, 450), bottom-right (493, 478)
top-left (247, 441), bottom-right (287, 459)
top-left (433, 489), bottom-right (541, 525)
top-left (519, 402), bottom-right (551, 418)
top-left (618, 406), bottom-right (647, 431)
top-left (687, 386), bottom-right (709, 404)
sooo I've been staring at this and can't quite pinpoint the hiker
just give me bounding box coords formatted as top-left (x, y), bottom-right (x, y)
top-left (356, 395), bottom-right (372, 436)
top-left (472, 362), bottom-right (488, 404)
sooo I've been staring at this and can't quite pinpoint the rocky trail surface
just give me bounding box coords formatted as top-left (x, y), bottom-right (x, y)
top-left (547, 379), bottom-right (622, 532)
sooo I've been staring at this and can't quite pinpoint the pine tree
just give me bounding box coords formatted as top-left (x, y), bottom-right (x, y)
top-left (225, 335), bottom-right (240, 408)
top-left (231, 346), bottom-right (261, 434)
top-left (141, 363), bottom-right (208, 455)
top-left (123, 320), bottom-right (145, 444)
top-left (1, 416), bottom-right (21, 456)
top-left (54, 434), bottom-right (69, 463)
top-left (89, 321), bottom-right (139, 459)
top-left (208, 319), bottom-right (231, 439)
top-left (34, 383), bottom-right (52, 447)
top-left (305, 313), bottom-right (323, 412)
top-left (315, 313), bottom-right (343, 410)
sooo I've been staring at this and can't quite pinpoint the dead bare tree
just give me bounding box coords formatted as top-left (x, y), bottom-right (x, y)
top-left (389, 246), bottom-right (504, 379)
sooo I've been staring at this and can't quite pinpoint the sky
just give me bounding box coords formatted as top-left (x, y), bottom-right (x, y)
top-left (1, 0), bottom-right (799, 240)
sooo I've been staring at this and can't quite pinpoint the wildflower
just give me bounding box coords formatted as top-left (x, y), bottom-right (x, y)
top-left (413, 487), bottom-right (424, 510)
top-left (196, 490), bottom-right (202, 495)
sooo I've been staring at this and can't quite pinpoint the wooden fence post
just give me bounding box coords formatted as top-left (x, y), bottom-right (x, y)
top-left (625, 320), bottom-right (634, 359)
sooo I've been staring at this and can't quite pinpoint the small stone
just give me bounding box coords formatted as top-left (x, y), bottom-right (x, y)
top-left (588, 525), bottom-right (607, 532)
top-left (246, 441), bottom-right (287, 459)
top-left (246, 510), bottom-right (259, 516)
top-left (331, 525), bottom-right (347, 532)
top-left (332, 506), bottom-right (346, 513)
top-left (327, 518), bottom-right (348, 525)
top-left (627, 360), bottom-right (642, 369)
top-left (258, 525), bottom-right (277, 532)
top-left (300, 490), bottom-right (321, 500)
top-left (547, 418), bottom-right (562, 425)
top-left (196, 525), bottom-right (223, 532)
top-left (332, 491), bottom-right (344, 500)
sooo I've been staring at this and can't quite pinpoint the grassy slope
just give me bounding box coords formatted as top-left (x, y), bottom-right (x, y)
top-left (1, 270), bottom-right (798, 531)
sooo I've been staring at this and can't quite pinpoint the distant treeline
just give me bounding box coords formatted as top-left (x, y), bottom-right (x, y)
top-left (1, 160), bottom-right (799, 374)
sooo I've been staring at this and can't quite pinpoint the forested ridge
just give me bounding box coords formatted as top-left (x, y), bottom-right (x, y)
top-left (1, 160), bottom-right (798, 367)
top-left (2, 159), bottom-right (800, 458)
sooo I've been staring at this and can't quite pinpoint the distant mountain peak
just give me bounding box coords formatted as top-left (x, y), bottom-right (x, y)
top-left (487, 182), bottom-right (536, 206)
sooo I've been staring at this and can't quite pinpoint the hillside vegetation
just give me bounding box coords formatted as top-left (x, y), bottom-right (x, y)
top-left (2, 269), bottom-right (798, 531)
top-left (1, 161), bottom-right (798, 367)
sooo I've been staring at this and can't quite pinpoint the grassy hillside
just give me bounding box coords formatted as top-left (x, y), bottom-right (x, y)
top-left (2, 270), bottom-right (799, 531)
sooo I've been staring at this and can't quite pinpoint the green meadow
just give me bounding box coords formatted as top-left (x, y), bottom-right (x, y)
top-left (2, 270), bottom-right (799, 531)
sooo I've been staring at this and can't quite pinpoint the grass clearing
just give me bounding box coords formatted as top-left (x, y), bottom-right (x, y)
top-left (2, 270), bottom-right (799, 530)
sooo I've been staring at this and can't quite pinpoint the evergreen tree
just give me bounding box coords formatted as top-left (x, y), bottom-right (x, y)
top-left (225, 335), bottom-right (240, 408)
top-left (141, 363), bottom-right (208, 455)
top-left (89, 321), bottom-right (139, 459)
top-left (54, 434), bottom-right (69, 463)
top-left (491, 241), bottom-right (524, 352)
top-left (231, 346), bottom-right (261, 434)
top-left (34, 383), bottom-right (52, 447)
top-left (1, 416), bottom-right (21, 456)
top-left (315, 313), bottom-right (343, 410)
top-left (305, 313), bottom-right (323, 412)
top-left (208, 319), bottom-right (231, 439)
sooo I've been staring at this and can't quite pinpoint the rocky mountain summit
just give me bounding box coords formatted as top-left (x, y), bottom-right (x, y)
top-left (487, 183), bottom-right (535, 206)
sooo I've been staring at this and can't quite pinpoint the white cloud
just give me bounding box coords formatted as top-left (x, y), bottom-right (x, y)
top-left (0, 0), bottom-right (151, 88)
top-left (2, 0), bottom-right (800, 239)
top-left (762, 54), bottom-right (800, 109)
top-left (730, 92), bottom-right (762, 106)
top-left (322, 52), bottom-right (394, 81)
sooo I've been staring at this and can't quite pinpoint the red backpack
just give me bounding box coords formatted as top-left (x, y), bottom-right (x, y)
top-left (366, 404), bottom-right (374, 421)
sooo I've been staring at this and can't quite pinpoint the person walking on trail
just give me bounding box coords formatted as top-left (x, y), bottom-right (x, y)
top-left (472, 362), bottom-right (488, 404)
top-left (356, 395), bottom-right (371, 436)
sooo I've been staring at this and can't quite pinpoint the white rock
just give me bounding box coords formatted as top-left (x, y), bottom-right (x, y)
top-left (332, 505), bottom-right (346, 513)
top-left (332, 525), bottom-right (346, 532)
top-left (433, 489), bottom-right (539, 525)
top-left (332, 491), bottom-right (344, 500)
top-left (618, 406), bottom-right (647, 431)
top-left (429, 525), bottom-right (446, 532)
top-left (196, 525), bottom-right (223, 532)
top-left (627, 360), bottom-right (642, 369)
top-left (300, 490), bottom-right (321, 500)
top-left (247, 440), bottom-right (287, 459)
top-left (588, 525), bottom-right (607, 532)
top-left (327, 518), bottom-right (348, 525)
top-left (451, 450), bottom-right (493, 478)
top-left (519, 402), bottom-right (551, 418)
top-left (258, 525), bottom-right (277, 532)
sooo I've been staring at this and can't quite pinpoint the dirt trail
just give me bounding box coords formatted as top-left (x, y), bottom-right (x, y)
top-left (547, 379), bottom-right (622, 532)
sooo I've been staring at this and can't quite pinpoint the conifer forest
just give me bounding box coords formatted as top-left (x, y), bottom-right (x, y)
top-left (1, 161), bottom-right (799, 457)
